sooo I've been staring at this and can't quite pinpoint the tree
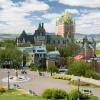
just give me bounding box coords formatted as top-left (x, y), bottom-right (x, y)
top-left (30, 63), bottom-right (39, 71)
top-left (46, 44), bottom-right (55, 51)
top-left (2, 39), bottom-right (16, 48)
top-left (22, 51), bottom-right (29, 67)
top-left (67, 61), bottom-right (98, 79)
top-left (58, 42), bottom-right (80, 57)
top-left (48, 66), bottom-right (58, 76)
top-left (0, 48), bottom-right (22, 69)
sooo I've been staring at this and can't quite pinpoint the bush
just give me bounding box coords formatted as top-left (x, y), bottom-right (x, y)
top-left (42, 89), bottom-right (53, 99)
top-left (69, 80), bottom-right (90, 86)
top-left (68, 89), bottom-right (89, 100)
top-left (0, 85), bottom-right (6, 93)
top-left (30, 64), bottom-right (39, 71)
top-left (85, 70), bottom-right (99, 79)
top-left (42, 88), bottom-right (67, 99)
top-left (52, 89), bottom-right (67, 99)
top-left (68, 89), bottom-right (79, 100)
top-left (68, 61), bottom-right (99, 79)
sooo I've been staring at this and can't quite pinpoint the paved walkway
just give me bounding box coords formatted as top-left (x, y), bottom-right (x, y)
top-left (0, 69), bottom-right (100, 99)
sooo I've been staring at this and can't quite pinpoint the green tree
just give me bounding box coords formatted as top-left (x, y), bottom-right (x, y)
top-left (30, 63), bottom-right (39, 71)
top-left (46, 44), bottom-right (55, 51)
top-left (68, 61), bottom-right (98, 79)
top-left (0, 48), bottom-right (22, 69)
top-left (22, 51), bottom-right (29, 67)
top-left (58, 42), bottom-right (80, 57)
top-left (48, 66), bottom-right (58, 76)
top-left (3, 39), bottom-right (16, 48)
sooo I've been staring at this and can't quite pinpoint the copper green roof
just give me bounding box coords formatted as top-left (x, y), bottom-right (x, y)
top-left (47, 35), bottom-right (67, 40)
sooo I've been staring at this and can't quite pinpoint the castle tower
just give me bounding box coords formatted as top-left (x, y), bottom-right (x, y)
top-left (56, 10), bottom-right (75, 41)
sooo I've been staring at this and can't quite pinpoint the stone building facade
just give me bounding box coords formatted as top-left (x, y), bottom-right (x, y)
top-left (82, 36), bottom-right (96, 60)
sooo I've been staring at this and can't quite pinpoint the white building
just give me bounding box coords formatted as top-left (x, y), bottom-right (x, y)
top-left (17, 45), bottom-right (47, 66)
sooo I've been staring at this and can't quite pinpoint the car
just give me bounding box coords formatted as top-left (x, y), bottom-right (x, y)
top-left (80, 89), bottom-right (93, 95)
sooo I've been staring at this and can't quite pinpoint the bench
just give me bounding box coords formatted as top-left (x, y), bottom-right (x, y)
top-left (29, 89), bottom-right (37, 96)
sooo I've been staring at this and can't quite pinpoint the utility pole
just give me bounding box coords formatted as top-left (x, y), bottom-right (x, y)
top-left (8, 71), bottom-right (10, 90)
top-left (77, 78), bottom-right (80, 100)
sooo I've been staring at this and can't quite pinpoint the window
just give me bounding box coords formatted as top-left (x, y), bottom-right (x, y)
top-left (37, 50), bottom-right (45, 52)
top-left (40, 54), bottom-right (42, 57)
top-left (33, 50), bottom-right (35, 52)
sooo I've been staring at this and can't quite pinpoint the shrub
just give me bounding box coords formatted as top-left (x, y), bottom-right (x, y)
top-left (0, 85), bottom-right (6, 93)
top-left (80, 93), bottom-right (89, 99)
top-left (42, 89), bottom-right (53, 99)
top-left (69, 80), bottom-right (90, 86)
top-left (42, 88), bottom-right (67, 99)
top-left (85, 70), bottom-right (99, 79)
top-left (52, 89), bottom-right (67, 99)
top-left (68, 89), bottom-right (79, 100)
top-left (68, 89), bottom-right (89, 100)
top-left (30, 64), bottom-right (39, 71)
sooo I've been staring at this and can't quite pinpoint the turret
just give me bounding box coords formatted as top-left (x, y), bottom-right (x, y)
top-left (42, 23), bottom-right (44, 29)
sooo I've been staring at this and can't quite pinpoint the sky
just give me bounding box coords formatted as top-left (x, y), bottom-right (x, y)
top-left (0, 0), bottom-right (100, 35)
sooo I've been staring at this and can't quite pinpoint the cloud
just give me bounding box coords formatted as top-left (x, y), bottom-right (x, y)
top-left (65, 9), bottom-right (79, 14)
top-left (43, 9), bottom-right (100, 34)
top-left (44, 18), bottom-right (56, 33)
top-left (0, 0), bottom-right (49, 34)
top-left (0, 0), bottom-right (100, 35)
top-left (48, 0), bottom-right (58, 2)
top-left (59, 0), bottom-right (100, 8)
top-left (42, 13), bottom-right (60, 19)
top-left (76, 11), bottom-right (100, 34)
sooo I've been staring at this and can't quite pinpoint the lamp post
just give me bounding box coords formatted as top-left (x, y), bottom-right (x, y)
top-left (77, 78), bottom-right (80, 100)
top-left (8, 71), bottom-right (10, 90)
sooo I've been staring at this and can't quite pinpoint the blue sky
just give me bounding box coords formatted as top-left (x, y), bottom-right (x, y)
top-left (0, 0), bottom-right (100, 34)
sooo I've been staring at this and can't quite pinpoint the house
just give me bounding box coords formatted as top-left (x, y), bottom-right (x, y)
top-left (17, 44), bottom-right (47, 66)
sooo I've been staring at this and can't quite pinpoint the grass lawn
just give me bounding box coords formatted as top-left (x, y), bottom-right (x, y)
top-left (0, 89), bottom-right (49, 100)
top-left (0, 95), bottom-right (49, 100)
top-left (0, 94), bottom-right (99, 100)
top-left (68, 80), bottom-right (100, 88)
top-left (88, 96), bottom-right (99, 100)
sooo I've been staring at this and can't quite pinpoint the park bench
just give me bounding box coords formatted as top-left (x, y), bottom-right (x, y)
top-left (29, 89), bottom-right (37, 96)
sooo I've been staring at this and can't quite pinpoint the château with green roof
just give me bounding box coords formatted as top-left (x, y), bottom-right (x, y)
top-left (17, 11), bottom-right (75, 46)
top-left (56, 10), bottom-right (75, 41)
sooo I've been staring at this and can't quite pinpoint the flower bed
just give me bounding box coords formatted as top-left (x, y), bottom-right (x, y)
top-left (52, 74), bottom-right (72, 80)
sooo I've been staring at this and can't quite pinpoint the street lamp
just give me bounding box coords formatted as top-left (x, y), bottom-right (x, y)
top-left (8, 71), bottom-right (10, 90)
top-left (77, 78), bottom-right (80, 100)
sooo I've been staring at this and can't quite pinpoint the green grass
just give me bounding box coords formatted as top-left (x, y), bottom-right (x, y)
top-left (88, 95), bottom-right (99, 100)
top-left (0, 88), bottom-right (49, 100)
top-left (68, 81), bottom-right (100, 88)
top-left (96, 50), bottom-right (100, 54)
top-left (0, 94), bottom-right (49, 100)
top-left (0, 94), bottom-right (99, 100)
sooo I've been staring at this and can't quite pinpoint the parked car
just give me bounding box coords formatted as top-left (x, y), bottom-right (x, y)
top-left (80, 89), bottom-right (93, 95)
